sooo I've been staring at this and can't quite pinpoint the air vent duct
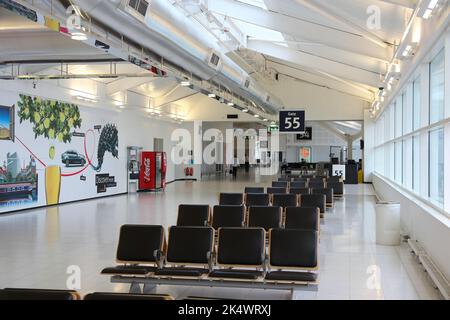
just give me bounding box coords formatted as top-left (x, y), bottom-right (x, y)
top-left (127, 0), bottom-right (149, 17)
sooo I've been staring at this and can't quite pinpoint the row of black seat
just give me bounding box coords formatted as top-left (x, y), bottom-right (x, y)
top-left (218, 193), bottom-right (328, 213)
top-left (102, 225), bottom-right (318, 284)
top-left (0, 288), bottom-right (174, 300)
top-left (243, 183), bottom-right (342, 197)
top-left (278, 176), bottom-right (341, 182)
top-left (177, 205), bottom-right (320, 232)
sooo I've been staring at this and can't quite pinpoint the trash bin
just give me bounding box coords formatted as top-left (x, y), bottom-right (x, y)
top-left (375, 201), bottom-right (401, 246)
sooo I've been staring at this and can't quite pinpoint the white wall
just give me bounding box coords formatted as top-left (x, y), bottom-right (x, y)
top-left (0, 80), bottom-right (183, 214)
top-left (284, 122), bottom-right (347, 162)
top-left (373, 174), bottom-right (450, 281)
top-left (269, 77), bottom-right (368, 121)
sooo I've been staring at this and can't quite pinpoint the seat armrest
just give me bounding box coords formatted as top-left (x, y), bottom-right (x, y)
top-left (207, 251), bottom-right (215, 272)
top-left (153, 249), bottom-right (164, 269)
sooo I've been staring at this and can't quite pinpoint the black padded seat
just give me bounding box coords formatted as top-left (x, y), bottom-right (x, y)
top-left (267, 187), bottom-right (287, 195)
top-left (166, 226), bottom-right (214, 265)
top-left (212, 205), bottom-right (245, 229)
top-left (278, 177), bottom-right (292, 182)
top-left (312, 188), bottom-right (334, 206)
top-left (327, 182), bottom-right (344, 196)
top-left (300, 194), bottom-right (326, 214)
top-left (248, 206), bottom-right (282, 231)
top-left (289, 188), bottom-right (310, 195)
top-left (272, 181), bottom-right (288, 188)
top-left (101, 265), bottom-right (157, 275)
top-left (272, 194), bottom-right (298, 209)
top-left (290, 181), bottom-right (307, 189)
top-left (269, 229), bottom-right (318, 269)
top-left (84, 292), bottom-right (173, 300)
top-left (101, 225), bottom-right (165, 275)
top-left (0, 288), bottom-right (80, 300)
top-left (154, 268), bottom-right (210, 277)
top-left (209, 270), bottom-right (264, 280)
top-left (265, 271), bottom-right (318, 282)
top-left (219, 193), bottom-right (244, 205)
top-left (308, 181), bottom-right (326, 189)
top-left (245, 187), bottom-right (265, 194)
top-left (285, 207), bottom-right (320, 231)
top-left (293, 178), bottom-right (308, 182)
top-left (327, 176), bottom-right (342, 183)
top-left (216, 228), bottom-right (265, 267)
top-left (177, 205), bottom-right (211, 227)
top-left (245, 193), bottom-right (270, 206)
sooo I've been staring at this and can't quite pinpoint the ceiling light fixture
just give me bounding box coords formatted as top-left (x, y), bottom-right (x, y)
top-left (421, 0), bottom-right (439, 19)
top-left (208, 93), bottom-right (216, 98)
top-left (254, 114), bottom-right (260, 118)
top-left (180, 81), bottom-right (191, 87)
top-left (74, 95), bottom-right (97, 103)
top-left (242, 109), bottom-right (249, 113)
top-left (227, 102), bottom-right (234, 106)
top-left (71, 31), bottom-right (88, 41)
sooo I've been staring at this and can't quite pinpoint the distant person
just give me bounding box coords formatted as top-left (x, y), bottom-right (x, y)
top-left (281, 158), bottom-right (288, 174)
top-left (232, 157), bottom-right (239, 179)
top-left (245, 155), bottom-right (250, 173)
top-left (300, 158), bottom-right (308, 174)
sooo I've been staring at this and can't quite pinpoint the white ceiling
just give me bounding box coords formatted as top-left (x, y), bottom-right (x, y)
top-left (201, 0), bottom-right (417, 99)
top-left (0, 0), bottom-right (426, 123)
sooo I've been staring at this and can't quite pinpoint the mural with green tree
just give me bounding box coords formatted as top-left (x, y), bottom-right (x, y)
top-left (17, 95), bottom-right (82, 149)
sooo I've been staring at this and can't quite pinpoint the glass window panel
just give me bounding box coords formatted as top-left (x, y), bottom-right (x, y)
top-left (412, 135), bottom-right (420, 193)
top-left (413, 77), bottom-right (421, 130)
top-left (429, 49), bottom-right (445, 124)
top-left (395, 142), bottom-right (402, 183)
top-left (429, 128), bottom-right (444, 205)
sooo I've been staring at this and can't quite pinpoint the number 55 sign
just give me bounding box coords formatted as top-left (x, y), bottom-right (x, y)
top-left (279, 110), bottom-right (305, 133)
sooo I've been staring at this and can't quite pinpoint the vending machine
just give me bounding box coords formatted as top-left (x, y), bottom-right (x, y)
top-left (139, 151), bottom-right (167, 192)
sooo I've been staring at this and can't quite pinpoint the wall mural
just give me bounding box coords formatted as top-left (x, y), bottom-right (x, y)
top-left (0, 94), bottom-right (121, 213)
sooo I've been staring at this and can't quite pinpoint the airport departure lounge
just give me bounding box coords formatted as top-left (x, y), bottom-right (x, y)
top-left (0, 0), bottom-right (449, 305)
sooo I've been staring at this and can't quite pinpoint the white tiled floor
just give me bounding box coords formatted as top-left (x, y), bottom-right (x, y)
top-left (0, 171), bottom-right (442, 300)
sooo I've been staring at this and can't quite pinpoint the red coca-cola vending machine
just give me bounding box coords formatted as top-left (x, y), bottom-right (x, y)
top-left (139, 152), bottom-right (166, 192)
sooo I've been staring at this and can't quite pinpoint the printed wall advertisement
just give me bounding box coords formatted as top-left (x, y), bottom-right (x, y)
top-left (0, 93), bottom-right (123, 214)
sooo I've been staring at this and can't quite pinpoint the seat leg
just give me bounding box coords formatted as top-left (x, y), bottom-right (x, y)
top-left (143, 284), bottom-right (157, 294)
top-left (129, 282), bottom-right (142, 294)
top-left (289, 289), bottom-right (295, 300)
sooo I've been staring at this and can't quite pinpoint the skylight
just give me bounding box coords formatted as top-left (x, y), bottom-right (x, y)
top-left (236, 0), bottom-right (268, 10)
top-left (234, 20), bottom-right (287, 47)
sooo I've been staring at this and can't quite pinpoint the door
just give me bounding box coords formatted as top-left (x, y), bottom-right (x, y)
top-left (154, 138), bottom-right (164, 152)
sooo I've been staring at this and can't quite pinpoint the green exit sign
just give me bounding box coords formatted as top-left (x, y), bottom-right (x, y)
top-left (268, 126), bottom-right (279, 132)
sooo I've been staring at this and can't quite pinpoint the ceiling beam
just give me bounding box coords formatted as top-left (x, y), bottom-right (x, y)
top-left (206, 0), bottom-right (393, 61)
top-left (247, 41), bottom-right (382, 87)
top-left (294, 0), bottom-right (390, 48)
top-left (266, 60), bottom-right (375, 101)
top-left (374, 0), bottom-right (417, 9)
top-left (106, 77), bottom-right (157, 96)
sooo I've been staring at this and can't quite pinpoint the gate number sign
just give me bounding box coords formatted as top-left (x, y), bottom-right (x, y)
top-left (279, 110), bottom-right (305, 133)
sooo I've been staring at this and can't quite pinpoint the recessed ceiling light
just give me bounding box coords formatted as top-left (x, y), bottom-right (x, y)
top-left (208, 93), bottom-right (216, 98)
top-left (180, 81), bottom-right (191, 87)
top-left (227, 102), bottom-right (234, 106)
top-left (254, 114), bottom-right (260, 118)
top-left (242, 109), bottom-right (249, 113)
top-left (71, 32), bottom-right (88, 41)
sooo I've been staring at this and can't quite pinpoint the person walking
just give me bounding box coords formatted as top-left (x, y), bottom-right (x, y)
top-left (232, 157), bottom-right (239, 179)
top-left (281, 158), bottom-right (288, 174)
top-left (245, 155), bottom-right (250, 173)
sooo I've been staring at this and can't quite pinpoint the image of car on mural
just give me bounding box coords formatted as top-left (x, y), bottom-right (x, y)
top-left (61, 150), bottom-right (86, 167)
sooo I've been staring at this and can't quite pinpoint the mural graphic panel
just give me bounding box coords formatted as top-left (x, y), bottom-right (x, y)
top-left (0, 94), bottom-right (122, 214)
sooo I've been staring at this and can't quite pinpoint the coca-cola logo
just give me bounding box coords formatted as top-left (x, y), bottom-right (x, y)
top-left (143, 158), bottom-right (151, 182)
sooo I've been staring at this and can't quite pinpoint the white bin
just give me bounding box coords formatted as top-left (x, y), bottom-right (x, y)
top-left (375, 201), bottom-right (401, 246)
